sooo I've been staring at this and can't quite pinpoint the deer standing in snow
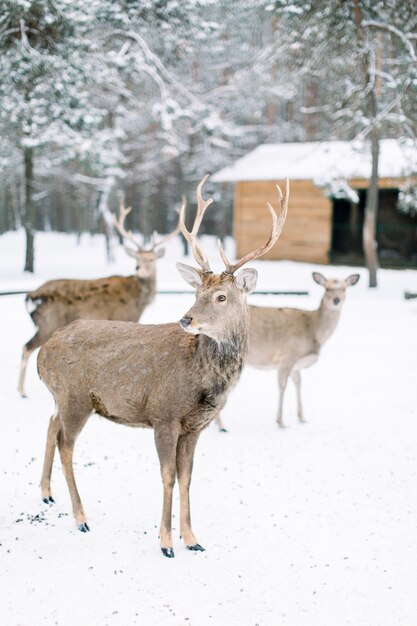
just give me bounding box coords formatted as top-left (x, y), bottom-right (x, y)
top-left (215, 271), bottom-right (359, 430)
top-left (36, 176), bottom-right (288, 557)
top-left (18, 202), bottom-right (180, 397)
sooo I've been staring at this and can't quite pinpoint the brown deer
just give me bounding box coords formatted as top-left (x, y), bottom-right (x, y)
top-left (18, 202), bottom-right (180, 397)
top-left (37, 176), bottom-right (289, 557)
top-left (215, 271), bottom-right (359, 430)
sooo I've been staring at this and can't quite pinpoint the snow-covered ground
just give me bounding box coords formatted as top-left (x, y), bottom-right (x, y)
top-left (1, 230), bottom-right (417, 626)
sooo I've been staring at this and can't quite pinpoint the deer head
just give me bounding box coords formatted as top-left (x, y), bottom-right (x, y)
top-left (114, 198), bottom-right (181, 279)
top-left (177, 176), bottom-right (289, 343)
top-left (312, 272), bottom-right (360, 311)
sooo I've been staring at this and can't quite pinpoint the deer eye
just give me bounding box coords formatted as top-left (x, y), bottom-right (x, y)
top-left (217, 294), bottom-right (226, 302)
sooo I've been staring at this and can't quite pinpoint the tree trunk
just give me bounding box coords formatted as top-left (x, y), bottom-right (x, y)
top-left (363, 131), bottom-right (379, 287)
top-left (98, 177), bottom-right (116, 263)
top-left (352, 0), bottom-right (380, 287)
top-left (23, 145), bottom-right (35, 273)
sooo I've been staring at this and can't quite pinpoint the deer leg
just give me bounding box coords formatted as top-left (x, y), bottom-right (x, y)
top-left (214, 413), bottom-right (228, 433)
top-left (155, 427), bottom-right (180, 558)
top-left (176, 430), bottom-right (205, 552)
top-left (57, 423), bottom-right (90, 532)
top-left (40, 413), bottom-right (61, 503)
top-left (277, 368), bottom-right (290, 428)
top-left (18, 332), bottom-right (42, 397)
top-left (291, 370), bottom-right (305, 423)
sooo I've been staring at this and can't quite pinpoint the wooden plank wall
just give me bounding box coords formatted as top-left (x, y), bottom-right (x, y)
top-left (349, 176), bottom-right (408, 189)
top-left (234, 180), bottom-right (332, 264)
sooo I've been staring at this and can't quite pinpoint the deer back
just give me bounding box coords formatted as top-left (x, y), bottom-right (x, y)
top-left (27, 274), bottom-right (155, 334)
top-left (247, 272), bottom-right (360, 369)
top-left (38, 290), bottom-right (247, 436)
top-left (247, 305), bottom-right (319, 368)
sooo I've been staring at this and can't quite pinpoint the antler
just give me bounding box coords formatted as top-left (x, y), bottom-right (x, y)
top-left (179, 175), bottom-right (213, 273)
top-left (217, 178), bottom-right (289, 274)
top-left (113, 197), bottom-right (144, 251)
top-left (151, 203), bottom-right (182, 249)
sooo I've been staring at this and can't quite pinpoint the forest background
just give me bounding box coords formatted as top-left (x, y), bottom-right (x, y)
top-left (0, 0), bottom-right (416, 277)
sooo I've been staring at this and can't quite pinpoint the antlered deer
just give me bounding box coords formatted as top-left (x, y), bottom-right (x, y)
top-left (37, 176), bottom-right (289, 557)
top-left (216, 271), bottom-right (359, 430)
top-left (18, 202), bottom-right (180, 397)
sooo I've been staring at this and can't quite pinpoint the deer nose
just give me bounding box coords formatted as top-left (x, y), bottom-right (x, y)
top-left (180, 316), bottom-right (193, 328)
top-left (333, 297), bottom-right (340, 305)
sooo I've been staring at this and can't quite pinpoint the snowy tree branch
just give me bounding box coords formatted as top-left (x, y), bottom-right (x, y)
top-left (362, 20), bottom-right (417, 64)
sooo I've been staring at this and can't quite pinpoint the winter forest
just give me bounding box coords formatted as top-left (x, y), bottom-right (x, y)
top-left (1, 0), bottom-right (417, 277)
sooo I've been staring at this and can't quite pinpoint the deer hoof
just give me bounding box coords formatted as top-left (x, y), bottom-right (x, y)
top-left (78, 522), bottom-right (90, 533)
top-left (187, 543), bottom-right (205, 552)
top-left (219, 428), bottom-right (228, 433)
top-left (42, 496), bottom-right (55, 504)
top-left (161, 547), bottom-right (175, 558)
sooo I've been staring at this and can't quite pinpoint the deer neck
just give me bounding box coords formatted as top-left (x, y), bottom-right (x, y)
top-left (194, 316), bottom-right (249, 406)
top-left (135, 270), bottom-right (156, 303)
top-left (314, 300), bottom-right (342, 346)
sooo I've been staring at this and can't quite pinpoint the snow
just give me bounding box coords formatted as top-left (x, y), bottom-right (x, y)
top-left (1, 230), bottom-right (417, 626)
top-left (211, 139), bottom-right (417, 182)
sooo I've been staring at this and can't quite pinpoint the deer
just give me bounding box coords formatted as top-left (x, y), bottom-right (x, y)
top-left (18, 201), bottom-right (180, 398)
top-left (36, 175), bottom-right (289, 558)
top-left (215, 271), bottom-right (359, 430)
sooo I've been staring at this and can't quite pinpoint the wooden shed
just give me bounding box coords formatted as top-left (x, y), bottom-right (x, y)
top-left (212, 140), bottom-right (417, 266)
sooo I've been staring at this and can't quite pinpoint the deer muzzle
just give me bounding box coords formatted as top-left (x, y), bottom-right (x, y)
top-left (180, 316), bottom-right (193, 329)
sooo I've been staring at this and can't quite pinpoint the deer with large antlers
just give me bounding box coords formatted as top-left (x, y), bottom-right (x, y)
top-left (18, 202), bottom-right (180, 397)
top-left (37, 175), bottom-right (289, 557)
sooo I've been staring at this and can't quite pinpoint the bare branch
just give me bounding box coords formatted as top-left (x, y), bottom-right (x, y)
top-left (362, 20), bottom-right (417, 64)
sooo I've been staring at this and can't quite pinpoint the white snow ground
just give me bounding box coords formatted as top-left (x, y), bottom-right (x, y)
top-left (1, 230), bottom-right (417, 626)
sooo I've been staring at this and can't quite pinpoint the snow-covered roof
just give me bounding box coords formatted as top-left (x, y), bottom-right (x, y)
top-left (211, 139), bottom-right (417, 182)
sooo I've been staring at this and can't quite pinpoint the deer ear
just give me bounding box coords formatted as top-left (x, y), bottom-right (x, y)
top-left (124, 246), bottom-right (139, 259)
top-left (156, 248), bottom-right (165, 259)
top-left (312, 272), bottom-right (326, 286)
top-left (176, 262), bottom-right (203, 287)
top-left (235, 268), bottom-right (258, 294)
top-left (345, 273), bottom-right (360, 287)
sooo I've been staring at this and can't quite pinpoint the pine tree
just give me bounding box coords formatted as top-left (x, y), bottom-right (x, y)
top-left (0, 0), bottom-right (106, 271)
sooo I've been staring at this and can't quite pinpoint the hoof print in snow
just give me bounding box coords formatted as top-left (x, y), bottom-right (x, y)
top-left (161, 547), bottom-right (175, 558)
top-left (187, 543), bottom-right (205, 552)
top-left (78, 522), bottom-right (90, 533)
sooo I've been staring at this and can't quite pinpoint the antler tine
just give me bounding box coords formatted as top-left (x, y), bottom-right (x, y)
top-left (113, 197), bottom-right (143, 251)
top-left (179, 176), bottom-right (213, 273)
top-left (151, 198), bottom-right (184, 250)
top-left (218, 178), bottom-right (289, 274)
top-left (192, 174), bottom-right (213, 235)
